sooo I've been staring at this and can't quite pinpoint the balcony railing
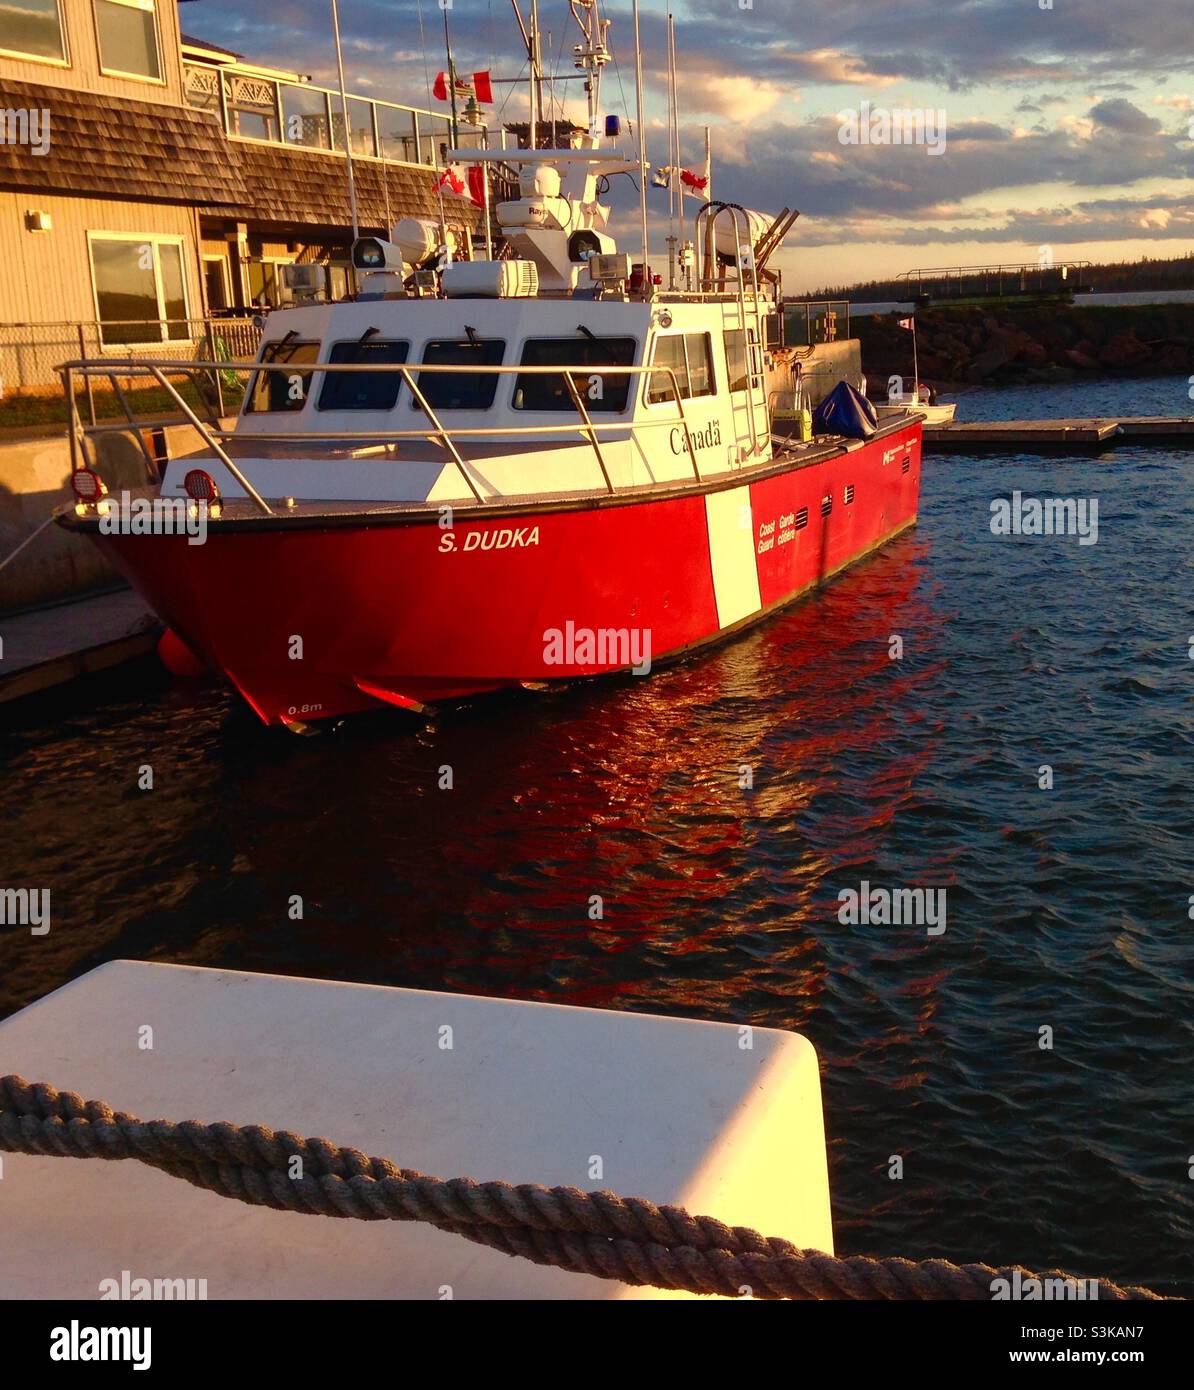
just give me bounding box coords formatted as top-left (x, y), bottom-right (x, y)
top-left (184, 62), bottom-right (494, 169)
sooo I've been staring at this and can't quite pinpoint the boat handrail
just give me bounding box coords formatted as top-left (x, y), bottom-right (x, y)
top-left (694, 203), bottom-right (769, 458)
top-left (57, 358), bottom-right (712, 511)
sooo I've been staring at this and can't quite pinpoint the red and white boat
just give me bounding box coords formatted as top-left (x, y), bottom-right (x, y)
top-left (57, 9), bottom-right (921, 730)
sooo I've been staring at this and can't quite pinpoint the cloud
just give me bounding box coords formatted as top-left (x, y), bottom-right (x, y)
top-left (1089, 99), bottom-right (1163, 136)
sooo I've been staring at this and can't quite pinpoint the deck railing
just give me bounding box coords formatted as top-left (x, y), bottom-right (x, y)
top-left (59, 357), bottom-right (739, 518)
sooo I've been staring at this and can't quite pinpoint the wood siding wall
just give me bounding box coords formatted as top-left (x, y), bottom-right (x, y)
top-left (0, 190), bottom-right (200, 325)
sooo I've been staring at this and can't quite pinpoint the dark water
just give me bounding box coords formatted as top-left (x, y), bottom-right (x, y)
top-left (4, 375), bottom-right (1193, 1295)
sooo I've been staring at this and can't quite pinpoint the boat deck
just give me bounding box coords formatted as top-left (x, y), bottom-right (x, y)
top-left (0, 961), bottom-right (832, 1301)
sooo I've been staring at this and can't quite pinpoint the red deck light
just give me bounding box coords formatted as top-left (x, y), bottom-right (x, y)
top-left (183, 469), bottom-right (220, 503)
top-left (70, 467), bottom-right (107, 503)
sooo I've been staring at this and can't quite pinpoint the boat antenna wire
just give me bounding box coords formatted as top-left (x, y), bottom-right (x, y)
top-left (330, 0), bottom-right (360, 243)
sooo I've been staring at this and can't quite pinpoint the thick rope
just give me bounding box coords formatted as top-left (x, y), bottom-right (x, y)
top-left (0, 1075), bottom-right (1164, 1301)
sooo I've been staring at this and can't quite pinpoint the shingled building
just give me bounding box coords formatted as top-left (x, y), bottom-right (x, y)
top-left (0, 0), bottom-right (490, 388)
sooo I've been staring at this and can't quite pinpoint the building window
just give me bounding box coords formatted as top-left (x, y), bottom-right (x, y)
top-left (245, 338), bottom-right (321, 414)
top-left (318, 339), bottom-right (410, 412)
top-left (331, 97), bottom-right (377, 158)
top-left (0, 0), bottom-right (67, 63)
top-left (94, 0), bottom-right (162, 83)
top-left (281, 85), bottom-right (331, 150)
top-left (647, 333), bottom-right (715, 404)
top-left (513, 337), bottom-right (637, 412)
top-left (417, 340), bottom-right (505, 410)
top-left (88, 235), bottom-right (190, 345)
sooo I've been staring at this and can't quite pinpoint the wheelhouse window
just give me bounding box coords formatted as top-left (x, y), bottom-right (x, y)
top-left (416, 339), bottom-right (505, 410)
top-left (245, 338), bottom-right (321, 414)
top-left (725, 328), bottom-right (761, 393)
top-left (513, 336), bottom-right (637, 412)
top-left (94, 0), bottom-right (162, 82)
top-left (318, 338), bottom-right (410, 411)
top-left (88, 235), bottom-right (190, 345)
top-left (1, 0), bottom-right (67, 63)
top-left (646, 332), bottom-right (715, 404)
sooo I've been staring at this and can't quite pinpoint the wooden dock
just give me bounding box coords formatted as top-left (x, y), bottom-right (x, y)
top-left (922, 416), bottom-right (1194, 452)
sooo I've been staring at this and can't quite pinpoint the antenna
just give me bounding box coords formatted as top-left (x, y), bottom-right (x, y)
top-left (631, 0), bottom-right (650, 295)
top-left (666, 7), bottom-right (679, 289)
top-left (530, 0), bottom-right (541, 147)
top-left (330, 0), bottom-right (360, 242)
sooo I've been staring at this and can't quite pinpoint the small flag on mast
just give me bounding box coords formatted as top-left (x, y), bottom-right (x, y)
top-left (433, 70), bottom-right (493, 104)
top-left (898, 317), bottom-right (915, 329)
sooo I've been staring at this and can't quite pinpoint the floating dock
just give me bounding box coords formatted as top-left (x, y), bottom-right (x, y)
top-left (923, 416), bottom-right (1194, 452)
top-left (0, 961), bottom-right (833, 1300)
top-left (0, 588), bottom-right (158, 706)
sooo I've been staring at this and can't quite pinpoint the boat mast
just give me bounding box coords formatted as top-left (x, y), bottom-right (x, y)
top-left (442, 4), bottom-right (461, 149)
top-left (570, 0), bottom-right (610, 136)
top-left (330, 0), bottom-right (359, 241)
top-left (666, 8), bottom-right (680, 289)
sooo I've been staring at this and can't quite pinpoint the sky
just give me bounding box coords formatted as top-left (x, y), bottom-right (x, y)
top-left (180, 0), bottom-right (1194, 292)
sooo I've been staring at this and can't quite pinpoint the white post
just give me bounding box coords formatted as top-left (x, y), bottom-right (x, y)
top-left (331, 0), bottom-right (360, 243)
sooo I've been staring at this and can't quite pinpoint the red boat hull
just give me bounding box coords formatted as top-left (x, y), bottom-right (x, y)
top-left (83, 422), bottom-right (922, 724)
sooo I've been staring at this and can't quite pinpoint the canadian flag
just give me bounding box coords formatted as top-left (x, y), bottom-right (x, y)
top-left (680, 169), bottom-right (709, 191)
top-left (436, 164), bottom-right (487, 208)
top-left (897, 317), bottom-right (915, 330)
top-left (433, 70), bottom-right (494, 104)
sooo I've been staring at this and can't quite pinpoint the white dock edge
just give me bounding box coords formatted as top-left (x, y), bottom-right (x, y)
top-left (0, 961), bottom-right (833, 1300)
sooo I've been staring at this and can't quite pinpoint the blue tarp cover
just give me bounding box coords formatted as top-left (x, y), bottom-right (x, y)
top-left (812, 380), bottom-right (879, 440)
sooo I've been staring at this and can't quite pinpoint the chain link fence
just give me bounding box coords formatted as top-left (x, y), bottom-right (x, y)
top-left (0, 318), bottom-right (262, 433)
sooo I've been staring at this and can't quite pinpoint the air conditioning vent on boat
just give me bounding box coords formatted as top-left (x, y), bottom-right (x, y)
top-left (901, 456), bottom-right (911, 474)
top-left (795, 507), bottom-right (808, 530)
top-left (442, 259), bottom-right (539, 298)
top-left (844, 484), bottom-right (855, 505)
top-left (820, 494), bottom-right (832, 517)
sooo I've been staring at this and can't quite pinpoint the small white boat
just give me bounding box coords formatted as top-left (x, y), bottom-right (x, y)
top-left (877, 393), bottom-right (956, 425)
